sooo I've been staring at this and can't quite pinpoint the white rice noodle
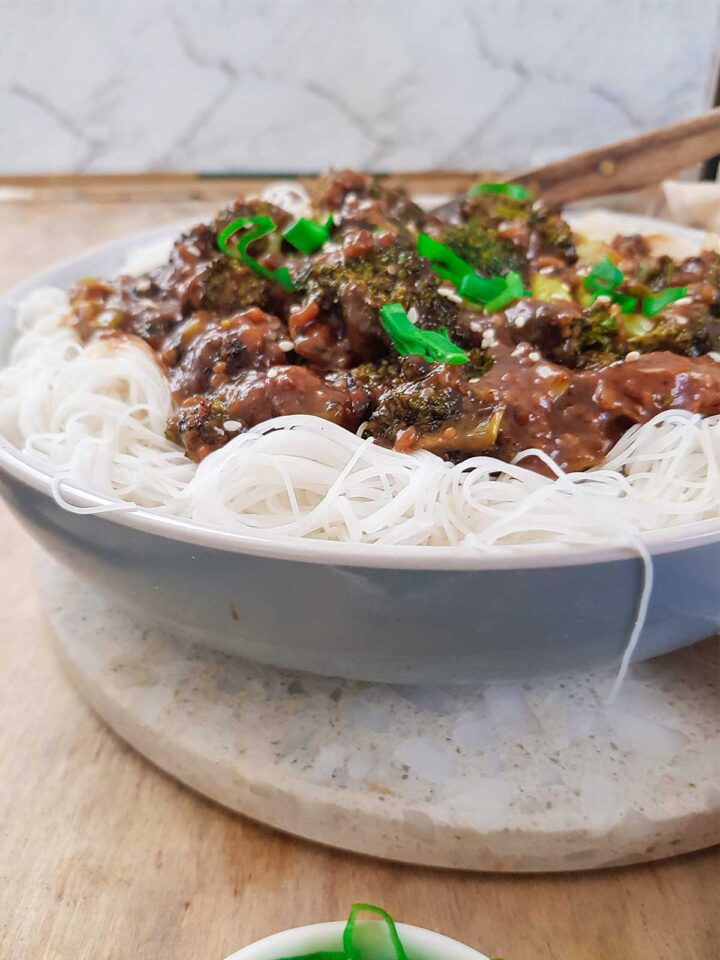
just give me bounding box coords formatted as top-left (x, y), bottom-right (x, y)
top-left (0, 288), bottom-right (195, 510)
top-left (2, 289), bottom-right (718, 549)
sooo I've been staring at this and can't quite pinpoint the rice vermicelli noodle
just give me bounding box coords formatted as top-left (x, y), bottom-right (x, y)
top-left (1, 285), bottom-right (718, 551)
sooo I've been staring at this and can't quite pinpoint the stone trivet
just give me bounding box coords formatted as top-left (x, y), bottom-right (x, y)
top-left (38, 552), bottom-right (720, 872)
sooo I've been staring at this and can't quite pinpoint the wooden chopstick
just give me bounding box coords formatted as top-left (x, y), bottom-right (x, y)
top-left (513, 108), bottom-right (720, 205)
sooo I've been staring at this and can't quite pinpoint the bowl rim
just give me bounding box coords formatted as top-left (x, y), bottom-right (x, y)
top-left (222, 919), bottom-right (489, 960)
top-left (1, 216), bottom-right (719, 573)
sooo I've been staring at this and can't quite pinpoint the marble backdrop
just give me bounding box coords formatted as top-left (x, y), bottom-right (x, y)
top-left (2, 0), bottom-right (719, 174)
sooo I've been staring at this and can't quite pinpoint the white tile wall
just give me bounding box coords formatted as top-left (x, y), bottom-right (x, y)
top-left (2, 0), bottom-right (719, 174)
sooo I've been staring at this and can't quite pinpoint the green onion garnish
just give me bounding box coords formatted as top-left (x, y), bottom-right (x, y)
top-left (416, 233), bottom-right (528, 312)
top-left (457, 271), bottom-right (506, 303)
top-left (284, 216), bottom-right (334, 254)
top-left (217, 216), bottom-right (296, 291)
top-left (484, 271), bottom-right (530, 312)
top-left (379, 303), bottom-right (469, 364)
top-left (612, 292), bottom-right (639, 314)
top-left (584, 257), bottom-right (688, 317)
top-left (276, 903), bottom-right (507, 960)
top-left (642, 286), bottom-right (689, 317)
top-left (584, 256), bottom-right (624, 295)
top-left (416, 232), bottom-right (473, 283)
top-left (276, 904), bottom-right (409, 960)
top-left (343, 904), bottom-right (409, 960)
top-left (583, 256), bottom-right (636, 313)
top-left (276, 953), bottom-right (346, 960)
top-left (468, 181), bottom-right (533, 201)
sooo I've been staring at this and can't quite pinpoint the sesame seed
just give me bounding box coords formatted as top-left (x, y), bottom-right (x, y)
top-left (625, 351), bottom-right (640, 362)
top-left (438, 286), bottom-right (462, 304)
top-left (278, 339), bottom-right (294, 351)
top-left (223, 420), bottom-right (242, 432)
top-left (407, 306), bottom-right (419, 325)
top-left (708, 352), bottom-right (720, 363)
top-left (528, 350), bottom-right (541, 362)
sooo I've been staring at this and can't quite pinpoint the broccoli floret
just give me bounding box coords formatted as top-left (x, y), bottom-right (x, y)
top-left (571, 304), bottom-right (620, 367)
top-left (300, 242), bottom-right (456, 330)
top-left (441, 218), bottom-right (526, 278)
top-left (365, 363), bottom-right (502, 457)
top-left (623, 309), bottom-right (720, 357)
top-left (371, 385), bottom-right (463, 439)
top-left (197, 259), bottom-right (269, 312)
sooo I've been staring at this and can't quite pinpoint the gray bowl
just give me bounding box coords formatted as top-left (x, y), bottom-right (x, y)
top-left (1, 226), bottom-right (718, 685)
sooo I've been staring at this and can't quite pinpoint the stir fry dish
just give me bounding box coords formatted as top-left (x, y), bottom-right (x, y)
top-left (69, 170), bottom-right (720, 473)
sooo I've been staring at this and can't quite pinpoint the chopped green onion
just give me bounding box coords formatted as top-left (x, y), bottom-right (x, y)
top-left (642, 286), bottom-right (689, 317)
top-left (284, 216), bottom-right (334, 254)
top-left (416, 233), bottom-right (528, 311)
top-left (457, 272), bottom-right (506, 303)
top-left (484, 271), bottom-right (530, 313)
top-left (584, 256), bottom-right (623, 294)
top-left (582, 256), bottom-right (639, 312)
top-left (612, 292), bottom-right (639, 314)
top-left (343, 904), bottom-right (409, 960)
top-left (379, 303), bottom-right (469, 364)
top-left (416, 232), bottom-right (473, 283)
top-left (468, 181), bottom-right (533, 201)
top-left (276, 953), bottom-right (346, 960)
top-left (217, 216), bottom-right (296, 291)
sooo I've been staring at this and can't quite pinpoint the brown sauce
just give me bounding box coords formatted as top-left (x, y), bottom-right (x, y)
top-left (69, 170), bottom-right (720, 473)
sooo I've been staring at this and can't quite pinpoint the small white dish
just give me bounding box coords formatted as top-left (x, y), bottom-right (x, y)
top-left (224, 920), bottom-right (490, 960)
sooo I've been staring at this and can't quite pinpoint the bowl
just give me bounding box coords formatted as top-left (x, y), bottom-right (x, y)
top-left (1, 224), bottom-right (718, 684)
top-left (223, 919), bottom-right (489, 960)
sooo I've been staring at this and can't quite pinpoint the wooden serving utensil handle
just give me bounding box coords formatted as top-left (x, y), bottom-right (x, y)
top-left (513, 108), bottom-right (720, 205)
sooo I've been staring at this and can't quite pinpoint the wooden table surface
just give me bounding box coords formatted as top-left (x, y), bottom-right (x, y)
top-left (0, 178), bottom-right (718, 960)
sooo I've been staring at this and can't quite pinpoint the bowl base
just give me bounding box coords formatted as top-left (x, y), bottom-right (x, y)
top-left (38, 550), bottom-right (720, 872)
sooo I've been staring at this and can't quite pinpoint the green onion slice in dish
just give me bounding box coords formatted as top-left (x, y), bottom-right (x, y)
top-left (379, 303), bottom-right (469, 364)
top-left (275, 904), bottom-right (408, 960)
top-left (468, 181), bottom-right (534, 201)
top-left (484, 271), bottom-right (529, 313)
top-left (583, 256), bottom-right (624, 295)
top-left (642, 286), bottom-right (689, 317)
top-left (217, 216), bottom-right (296, 291)
top-left (416, 233), bottom-right (528, 310)
top-left (416, 232), bottom-right (475, 284)
top-left (284, 216), bottom-right (335, 254)
top-left (273, 903), bottom-right (508, 960)
top-left (583, 256), bottom-right (636, 312)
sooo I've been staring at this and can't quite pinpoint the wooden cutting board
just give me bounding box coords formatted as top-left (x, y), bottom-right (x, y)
top-left (0, 178), bottom-right (718, 960)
